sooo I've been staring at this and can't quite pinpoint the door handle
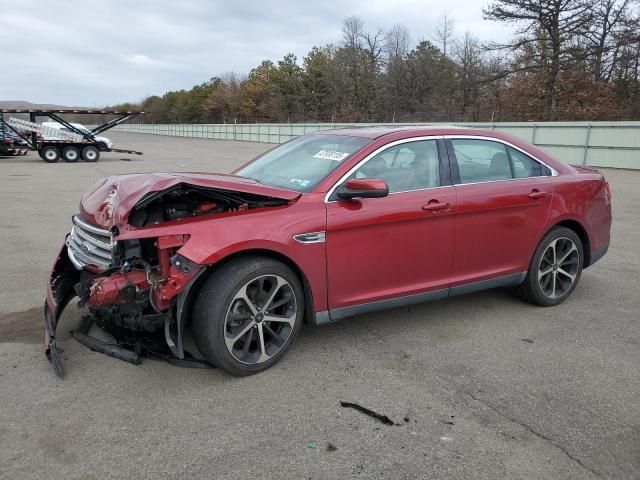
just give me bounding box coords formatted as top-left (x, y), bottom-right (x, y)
top-left (528, 190), bottom-right (548, 199)
top-left (422, 201), bottom-right (450, 212)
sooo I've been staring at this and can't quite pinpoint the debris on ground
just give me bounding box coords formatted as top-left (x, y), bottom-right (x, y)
top-left (521, 338), bottom-right (534, 343)
top-left (339, 401), bottom-right (397, 426)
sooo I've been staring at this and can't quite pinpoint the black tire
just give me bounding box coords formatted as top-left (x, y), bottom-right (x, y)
top-left (62, 146), bottom-right (80, 162)
top-left (82, 146), bottom-right (100, 162)
top-left (516, 226), bottom-right (584, 306)
top-left (192, 256), bottom-right (304, 376)
top-left (41, 146), bottom-right (60, 163)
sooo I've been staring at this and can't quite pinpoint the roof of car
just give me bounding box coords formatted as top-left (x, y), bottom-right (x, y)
top-left (317, 125), bottom-right (474, 139)
top-left (315, 124), bottom-right (572, 175)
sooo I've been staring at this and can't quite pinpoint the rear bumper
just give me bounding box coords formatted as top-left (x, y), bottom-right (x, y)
top-left (589, 241), bottom-right (609, 267)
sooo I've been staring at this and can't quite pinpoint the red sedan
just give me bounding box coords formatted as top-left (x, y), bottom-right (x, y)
top-left (44, 127), bottom-right (612, 376)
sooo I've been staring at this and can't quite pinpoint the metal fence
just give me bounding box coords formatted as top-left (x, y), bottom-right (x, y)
top-left (109, 122), bottom-right (640, 169)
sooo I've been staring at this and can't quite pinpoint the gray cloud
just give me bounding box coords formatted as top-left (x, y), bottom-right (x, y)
top-left (0, 0), bottom-right (510, 106)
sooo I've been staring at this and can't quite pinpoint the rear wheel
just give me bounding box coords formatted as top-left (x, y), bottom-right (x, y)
top-left (516, 226), bottom-right (583, 306)
top-left (192, 257), bottom-right (304, 376)
top-left (82, 146), bottom-right (100, 162)
top-left (41, 146), bottom-right (60, 163)
top-left (62, 146), bottom-right (80, 162)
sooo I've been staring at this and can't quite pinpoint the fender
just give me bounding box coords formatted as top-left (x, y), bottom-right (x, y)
top-left (180, 237), bottom-right (328, 313)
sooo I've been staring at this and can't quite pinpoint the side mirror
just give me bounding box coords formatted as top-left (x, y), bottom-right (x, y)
top-left (337, 178), bottom-right (389, 200)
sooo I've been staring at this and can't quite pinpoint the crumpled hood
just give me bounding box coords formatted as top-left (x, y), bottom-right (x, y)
top-left (79, 172), bottom-right (300, 229)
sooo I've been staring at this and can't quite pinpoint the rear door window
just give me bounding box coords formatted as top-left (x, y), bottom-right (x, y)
top-left (450, 139), bottom-right (513, 183)
top-left (450, 139), bottom-right (551, 183)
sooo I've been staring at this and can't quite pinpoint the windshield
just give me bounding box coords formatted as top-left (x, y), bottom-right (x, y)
top-left (236, 134), bottom-right (371, 192)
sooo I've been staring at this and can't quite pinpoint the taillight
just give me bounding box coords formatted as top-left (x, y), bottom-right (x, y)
top-left (604, 181), bottom-right (612, 200)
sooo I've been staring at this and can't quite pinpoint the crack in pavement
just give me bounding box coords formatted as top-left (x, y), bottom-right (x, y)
top-left (462, 388), bottom-right (601, 478)
top-left (340, 318), bottom-right (604, 478)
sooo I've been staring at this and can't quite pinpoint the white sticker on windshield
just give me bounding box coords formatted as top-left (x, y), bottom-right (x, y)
top-left (313, 150), bottom-right (349, 162)
top-left (289, 178), bottom-right (311, 187)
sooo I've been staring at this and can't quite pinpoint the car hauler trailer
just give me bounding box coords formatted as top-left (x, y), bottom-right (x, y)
top-left (0, 108), bottom-right (144, 162)
top-left (0, 121), bottom-right (29, 156)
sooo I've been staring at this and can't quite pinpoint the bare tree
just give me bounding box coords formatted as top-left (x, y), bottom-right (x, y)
top-left (384, 24), bottom-right (411, 121)
top-left (454, 32), bottom-right (484, 119)
top-left (433, 11), bottom-right (456, 56)
top-left (584, 0), bottom-right (635, 81)
top-left (342, 16), bottom-right (364, 48)
top-left (484, 0), bottom-right (594, 119)
top-left (385, 23), bottom-right (411, 60)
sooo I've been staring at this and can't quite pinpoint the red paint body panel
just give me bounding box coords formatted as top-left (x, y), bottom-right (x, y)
top-left (451, 176), bottom-right (553, 285)
top-left (549, 173), bottom-right (612, 254)
top-left (326, 187), bottom-right (456, 307)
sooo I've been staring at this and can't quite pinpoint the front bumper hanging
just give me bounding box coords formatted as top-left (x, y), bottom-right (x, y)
top-left (70, 315), bottom-right (210, 369)
top-left (43, 243), bottom-right (210, 378)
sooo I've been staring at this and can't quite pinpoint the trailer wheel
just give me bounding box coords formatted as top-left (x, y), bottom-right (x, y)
top-left (62, 146), bottom-right (80, 162)
top-left (82, 146), bottom-right (100, 162)
top-left (41, 146), bottom-right (60, 163)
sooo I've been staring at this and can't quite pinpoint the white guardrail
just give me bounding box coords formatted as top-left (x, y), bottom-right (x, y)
top-left (107, 122), bottom-right (640, 169)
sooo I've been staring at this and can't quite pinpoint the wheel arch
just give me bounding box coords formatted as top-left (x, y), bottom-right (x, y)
top-left (550, 219), bottom-right (592, 267)
top-left (183, 248), bottom-right (317, 328)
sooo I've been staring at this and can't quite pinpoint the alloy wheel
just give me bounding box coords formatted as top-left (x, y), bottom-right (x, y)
top-left (224, 274), bottom-right (297, 364)
top-left (538, 237), bottom-right (579, 299)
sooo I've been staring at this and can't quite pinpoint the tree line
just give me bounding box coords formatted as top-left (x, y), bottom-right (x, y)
top-left (112, 0), bottom-right (640, 123)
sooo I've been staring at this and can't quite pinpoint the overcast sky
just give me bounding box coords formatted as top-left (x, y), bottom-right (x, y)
top-left (0, 0), bottom-right (511, 107)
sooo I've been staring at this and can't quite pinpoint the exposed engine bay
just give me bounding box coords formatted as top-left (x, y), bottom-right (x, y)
top-left (128, 184), bottom-right (290, 227)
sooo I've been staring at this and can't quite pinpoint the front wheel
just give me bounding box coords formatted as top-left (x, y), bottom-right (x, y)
top-left (192, 257), bottom-right (304, 376)
top-left (516, 226), bottom-right (583, 306)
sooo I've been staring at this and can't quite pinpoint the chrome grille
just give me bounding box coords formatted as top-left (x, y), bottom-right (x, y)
top-left (66, 216), bottom-right (114, 270)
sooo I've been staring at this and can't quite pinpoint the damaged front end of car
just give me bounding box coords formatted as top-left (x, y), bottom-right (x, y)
top-left (45, 218), bottom-right (208, 378)
top-left (43, 173), bottom-right (297, 377)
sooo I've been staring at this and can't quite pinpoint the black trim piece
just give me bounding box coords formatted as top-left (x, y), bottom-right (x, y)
top-left (329, 288), bottom-right (449, 322)
top-left (436, 138), bottom-right (452, 187)
top-left (504, 145), bottom-right (517, 178)
top-left (449, 272), bottom-right (527, 297)
top-left (313, 272), bottom-right (529, 326)
top-left (173, 263), bottom-right (208, 359)
top-left (312, 310), bottom-right (332, 326)
top-left (587, 242), bottom-right (609, 268)
top-left (71, 316), bottom-right (142, 365)
top-left (444, 139), bottom-right (461, 185)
